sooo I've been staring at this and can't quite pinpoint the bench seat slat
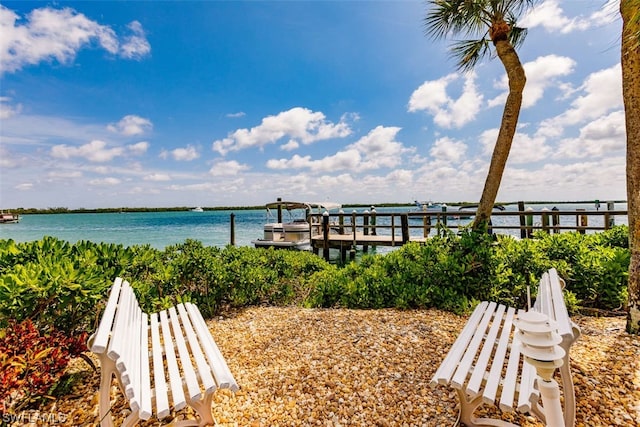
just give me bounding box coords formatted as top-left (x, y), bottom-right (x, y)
top-left (499, 309), bottom-right (526, 413)
top-left (430, 301), bottom-right (489, 387)
top-left (160, 309), bottom-right (187, 411)
top-left (150, 313), bottom-right (170, 419)
top-left (138, 313), bottom-right (152, 420)
top-left (185, 303), bottom-right (238, 391)
top-left (466, 304), bottom-right (507, 396)
top-left (169, 306), bottom-right (201, 400)
top-left (482, 306), bottom-right (515, 405)
top-left (177, 303), bottom-right (217, 393)
top-left (452, 301), bottom-right (498, 389)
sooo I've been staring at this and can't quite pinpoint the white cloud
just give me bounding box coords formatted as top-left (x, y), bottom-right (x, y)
top-left (488, 55), bottom-right (576, 109)
top-left (89, 177), bottom-right (121, 186)
top-left (521, 0), bottom-right (615, 34)
top-left (212, 107), bottom-right (353, 155)
top-left (209, 160), bottom-right (251, 176)
top-left (107, 115), bottom-right (152, 136)
top-left (408, 72), bottom-right (483, 129)
top-left (429, 137), bottom-right (467, 163)
top-left (16, 183), bottom-right (34, 191)
top-left (120, 21), bottom-right (150, 59)
top-left (144, 173), bottom-right (171, 181)
top-left (266, 126), bottom-right (408, 173)
top-left (555, 110), bottom-right (626, 159)
top-left (165, 145), bottom-right (199, 161)
top-left (51, 140), bottom-right (124, 162)
top-left (537, 64), bottom-right (623, 138)
top-left (226, 112), bottom-right (246, 118)
top-left (0, 96), bottom-right (22, 119)
top-left (0, 5), bottom-right (150, 75)
top-left (128, 141), bottom-right (149, 155)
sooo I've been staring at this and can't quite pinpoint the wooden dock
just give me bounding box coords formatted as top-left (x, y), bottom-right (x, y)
top-left (306, 202), bottom-right (627, 261)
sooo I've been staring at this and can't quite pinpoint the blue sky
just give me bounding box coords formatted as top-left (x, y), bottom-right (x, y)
top-left (0, 0), bottom-right (625, 209)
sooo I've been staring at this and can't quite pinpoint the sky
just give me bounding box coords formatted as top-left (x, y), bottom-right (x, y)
top-left (0, 0), bottom-right (627, 209)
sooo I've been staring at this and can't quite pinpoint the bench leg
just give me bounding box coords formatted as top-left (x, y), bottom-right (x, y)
top-left (559, 360), bottom-right (576, 427)
top-left (168, 390), bottom-right (216, 427)
top-left (455, 389), bottom-right (519, 427)
top-left (96, 353), bottom-right (141, 427)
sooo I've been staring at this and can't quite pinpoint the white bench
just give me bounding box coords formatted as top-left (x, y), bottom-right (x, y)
top-left (88, 278), bottom-right (239, 427)
top-left (430, 268), bottom-right (581, 427)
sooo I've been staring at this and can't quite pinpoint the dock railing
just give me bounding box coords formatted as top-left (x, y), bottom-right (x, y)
top-left (307, 204), bottom-right (627, 261)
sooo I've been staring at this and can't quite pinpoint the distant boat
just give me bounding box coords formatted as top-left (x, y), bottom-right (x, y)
top-left (191, 207), bottom-right (204, 212)
top-left (0, 211), bottom-right (20, 224)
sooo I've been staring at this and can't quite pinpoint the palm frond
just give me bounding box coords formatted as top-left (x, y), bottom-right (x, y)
top-left (508, 26), bottom-right (528, 49)
top-left (450, 39), bottom-right (493, 72)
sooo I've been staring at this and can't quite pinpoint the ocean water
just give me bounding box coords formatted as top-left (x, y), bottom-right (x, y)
top-left (0, 203), bottom-right (628, 250)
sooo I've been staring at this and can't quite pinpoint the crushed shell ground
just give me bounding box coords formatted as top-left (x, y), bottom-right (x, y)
top-left (24, 307), bottom-right (640, 426)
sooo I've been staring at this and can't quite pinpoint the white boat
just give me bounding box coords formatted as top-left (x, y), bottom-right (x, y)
top-left (252, 201), bottom-right (341, 250)
top-left (191, 207), bottom-right (204, 212)
top-left (0, 211), bottom-right (20, 224)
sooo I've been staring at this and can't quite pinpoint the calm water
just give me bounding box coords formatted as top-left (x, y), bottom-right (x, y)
top-left (0, 203), bottom-right (628, 250)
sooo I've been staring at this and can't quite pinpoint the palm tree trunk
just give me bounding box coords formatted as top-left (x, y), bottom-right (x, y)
top-left (473, 40), bottom-right (526, 229)
top-left (621, 0), bottom-right (640, 334)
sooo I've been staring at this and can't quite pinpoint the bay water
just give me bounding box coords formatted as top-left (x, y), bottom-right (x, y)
top-left (0, 203), bottom-right (628, 251)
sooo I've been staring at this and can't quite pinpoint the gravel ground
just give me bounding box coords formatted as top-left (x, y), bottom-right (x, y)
top-left (26, 307), bottom-right (640, 426)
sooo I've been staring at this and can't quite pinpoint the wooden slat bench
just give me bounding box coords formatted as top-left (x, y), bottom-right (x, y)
top-left (88, 278), bottom-right (239, 427)
top-left (430, 268), bottom-right (581, 426)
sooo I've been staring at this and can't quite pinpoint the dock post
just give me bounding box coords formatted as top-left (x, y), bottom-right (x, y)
top-left (230, 213), bottom-right (236, 246)
top-left (541, 207), bottom-right (550, 234)
top-left (338, 208), bottom-right (345, 234)
top-left (371, 206), bottom-right (377, 236)
top-left (518, 201), bottom-right (527, 238)
top-left (277, 197), bottom-right (283, 223)
top-left (441, 204), bottom-right (448, 228)
top-left (322, 212), bottom-right (330, 260)
top-left (576, 209), bottom-right (587, 234)
top-left (552, 207), bottom-right (560, 233)
top-left (363, 210), bottom-right (369, 253)
top-left (401, 214), bottom-right (409, 244)
top-left (606, 201), bottom-right (615, 228)
top-left (423, 214), bottom-right (431, 238)
top-left (351, 210), bottom-right (358, 261)
top-left (525, 207), bottom-right (534, 238)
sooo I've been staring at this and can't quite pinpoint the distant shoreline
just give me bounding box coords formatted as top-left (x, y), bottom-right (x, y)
top-left (3, 200), bottom-right (628, 215)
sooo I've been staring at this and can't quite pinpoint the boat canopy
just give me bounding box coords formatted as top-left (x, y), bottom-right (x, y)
top-left (264, 201), bottom-right (342, 211)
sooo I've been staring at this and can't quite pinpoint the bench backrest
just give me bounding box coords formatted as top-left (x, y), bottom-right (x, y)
top-left (533, 268), bottom-right (581, 344)
top-left (89, 278), bottom-right (151, 417)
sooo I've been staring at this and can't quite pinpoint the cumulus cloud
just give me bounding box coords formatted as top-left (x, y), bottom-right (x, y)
top-left (429, 137), bottom-right (467, 163)
top-left (555, 110), bottom-right (626, 159)
top-left (161, 145), bottom-right (199, 161)
top-left (0, 5), bottom-right (150, 75)
top-left (488, 55), bottom-right (576, 109)
top-left (127, 141), bottom-right (149, 155)
top-left (537, 64), bottom-right (623, 138)
top-left (51, 140), bottom-right (124, 162)
top-left (209, 160), bottom-right (251, 176)
top-left (266, 126), bottom-right (408, 173)
top-left (408, 72), bottom-right (482, 129)
top-left (212, 107), bottom-right (353, 155)
top-left (521, 0), bottom-right (616, 34)
top-left (107, 115), bottom-right (152, 136)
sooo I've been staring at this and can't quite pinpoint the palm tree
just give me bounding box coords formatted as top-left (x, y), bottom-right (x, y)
top-left (424, 0), bottom-right (539, 229)
top-left (621, 0), bottom-right (640, 334)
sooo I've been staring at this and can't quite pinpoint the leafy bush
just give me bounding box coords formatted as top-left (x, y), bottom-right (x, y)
top-left (0, 319), bottom-right (87, 412)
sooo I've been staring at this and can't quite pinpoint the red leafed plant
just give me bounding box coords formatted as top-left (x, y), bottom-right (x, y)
top-left (0, 319), bottom-right (88, 412)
